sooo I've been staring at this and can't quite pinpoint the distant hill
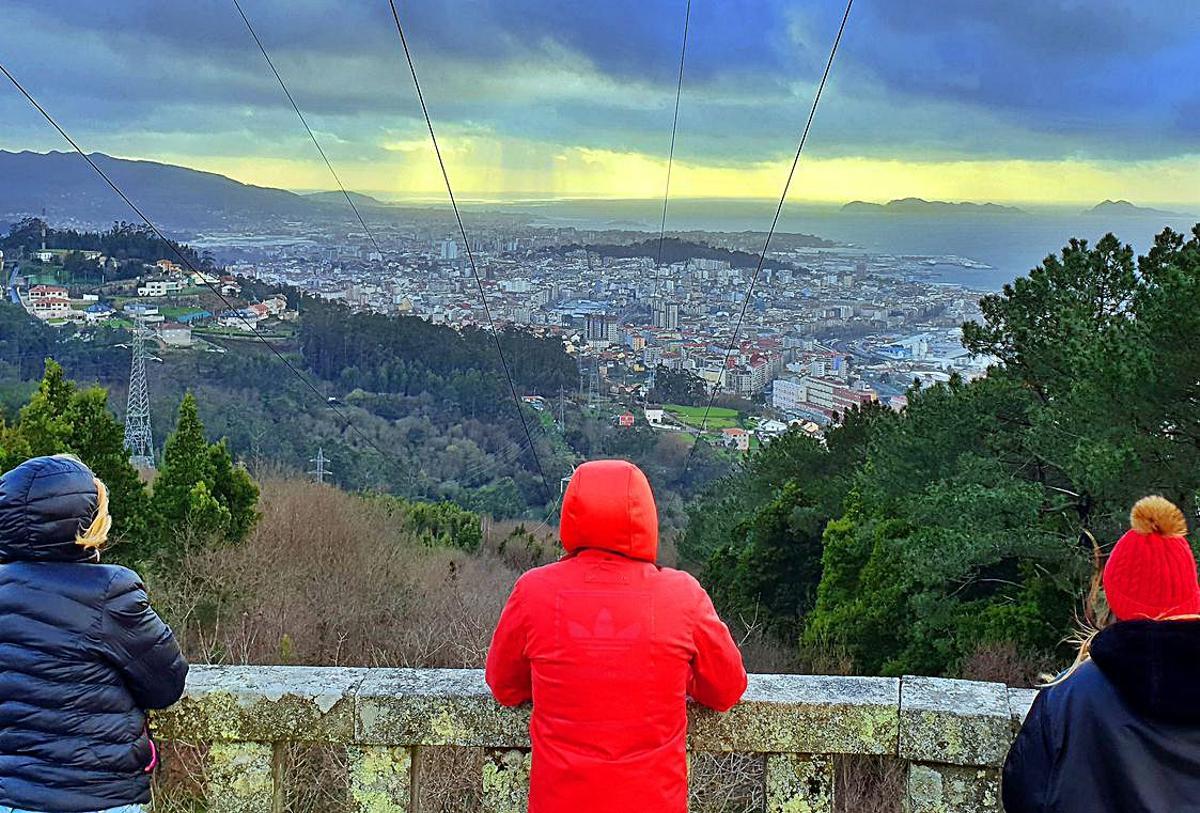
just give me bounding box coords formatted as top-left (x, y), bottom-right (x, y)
top-left (1085, 199), bottom-right (1192, 218)
top-left (303, 190), bottom-right (392, 208)
top-left (842, 197), bottom-right (1026, 216)
top-left (0, 150), bottom-right (371, 231)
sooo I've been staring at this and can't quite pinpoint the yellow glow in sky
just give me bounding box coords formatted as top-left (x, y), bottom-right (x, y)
top-left (159, 137), bottom-right (1200, 206)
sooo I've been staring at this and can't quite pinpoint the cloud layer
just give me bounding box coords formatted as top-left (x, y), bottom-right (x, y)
top-left (0, 0), bottom-right (1196, 202)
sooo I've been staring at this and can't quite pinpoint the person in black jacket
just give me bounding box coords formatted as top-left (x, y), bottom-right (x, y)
top-left (0, 455), bottom-right (188, 813)
top-left (1003, 495), bottom-right (1200, 813)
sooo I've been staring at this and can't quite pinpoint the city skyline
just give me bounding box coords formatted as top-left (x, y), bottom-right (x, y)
top-left (1, 0), bottom-right (1197, 205)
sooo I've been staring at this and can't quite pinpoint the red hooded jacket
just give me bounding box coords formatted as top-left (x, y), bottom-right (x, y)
top-left (486, 460), bottom-right (747, 813)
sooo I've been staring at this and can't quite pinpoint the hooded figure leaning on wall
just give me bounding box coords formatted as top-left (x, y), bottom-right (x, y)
top-left (1003, 495), bottom-right (1200, 813)
top-left (0, 455), bottom-right (188, 813)
top-left (486, 459), bottom-right (748, 813)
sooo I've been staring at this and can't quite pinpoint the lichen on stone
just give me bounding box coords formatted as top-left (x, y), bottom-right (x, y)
top-left (481, 749), bottom-right (532, 813)
top-left (349, 745), bottom-right (411, 813)
top-left (206, 741), bottom-right (275, 813)
top-left (765, 753), bottom-right (834, 813)
top-left (900, 677), bottom-right (1011, 767)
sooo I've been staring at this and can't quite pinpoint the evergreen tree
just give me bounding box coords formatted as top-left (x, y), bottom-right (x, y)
top-left (691, 226), bottom-right (1200, 679)
top-left (151, 393), bottom-right (259, 551)
top-left (67, 387), bottom-right (151, 556)
top-left (0, 415), bottom-right (31, 473)
top-left (207, 439), bottom-right (259, 542)
top-left (17, 360), bottom-right (74, 455)
top-left (14, 361), bottom-right (150, 554)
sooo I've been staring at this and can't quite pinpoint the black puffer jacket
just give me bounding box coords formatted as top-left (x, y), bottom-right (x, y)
top-left (1003, 619), bottom-right (1200, 813)
top-left (0, 456), bottom-right (188, 812)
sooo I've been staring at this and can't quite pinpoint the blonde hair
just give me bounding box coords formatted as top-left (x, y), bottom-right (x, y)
top-left (51, 454), bottom-right (112, 551)
top-left (1042, 532), bottom-right (1109, 687)
top-left (77, 477), bottom-right (111, 551)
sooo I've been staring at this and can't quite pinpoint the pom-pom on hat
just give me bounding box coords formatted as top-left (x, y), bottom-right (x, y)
top-left (1103, 496), bottom-right (1200, 621)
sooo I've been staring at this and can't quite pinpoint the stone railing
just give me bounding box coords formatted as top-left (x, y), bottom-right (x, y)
top-left (152, 666), bottom-right (1038, 813)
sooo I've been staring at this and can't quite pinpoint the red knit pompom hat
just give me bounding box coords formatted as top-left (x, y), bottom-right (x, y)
top-left (1103, 496), bottom-right (1200, 621)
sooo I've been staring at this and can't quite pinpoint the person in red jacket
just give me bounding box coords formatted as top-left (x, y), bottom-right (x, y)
top-left (486, 459), bottom-right (747, 813)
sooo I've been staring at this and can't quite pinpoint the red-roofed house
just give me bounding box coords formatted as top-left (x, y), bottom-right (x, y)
top-left (722, 427), bottom-right (750, 452)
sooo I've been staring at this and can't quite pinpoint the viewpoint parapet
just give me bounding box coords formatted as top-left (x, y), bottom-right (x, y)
top-left (151, 666), bottom-right (1034, 812)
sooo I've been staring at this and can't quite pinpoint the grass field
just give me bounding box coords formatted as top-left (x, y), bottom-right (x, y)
top-left (664, 404), bottom-right (742, 431)
top-left (159, 306), bottom-right (206, 320)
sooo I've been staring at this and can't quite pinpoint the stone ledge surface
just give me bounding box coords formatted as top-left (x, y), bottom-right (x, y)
top-left (356, 668), bottom-right (531, 747)
top-left (900, 676), bottom-right (1011, 767)
top-left (689, 674), bottom-right (900, 754)
top-left (1007, 688), bottom-right (1039, 733)
top-left (154, 665), bottom-right (367, 743)
top-left (154, 666), bottom-right (1025, 767)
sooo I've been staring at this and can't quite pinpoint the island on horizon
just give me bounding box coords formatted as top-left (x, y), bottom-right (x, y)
top-left (841, 197), bottom-right (1027, 215)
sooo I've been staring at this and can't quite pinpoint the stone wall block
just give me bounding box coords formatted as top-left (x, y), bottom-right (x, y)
top-left (481, 748), bottom-right (532, 813)
top-left (765, 753), bottom-right (835, 813)
top-left (206, 741), bottom-right (276, 813)
top-left (906, 763), bottom-right (1001, 813)
top-left (900, 677), bottom-right (1011, 766)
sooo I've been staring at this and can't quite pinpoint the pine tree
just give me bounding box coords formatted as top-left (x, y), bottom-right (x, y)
top-left (151, 393), bottom-right (259, 553)
top-left (0, 415), bottom-right (32, 474)
top-left (13, 362), bottom-right (150, 556)
top-left (67, 387), bottom-right (151, 557)
top-left (17, 359), bottom-right (74, 456)
top-left (208, 439), bottom-right (259, 543)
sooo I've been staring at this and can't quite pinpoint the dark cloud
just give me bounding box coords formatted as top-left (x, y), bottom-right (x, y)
top-left (0, 0), bottom-right (1196, 166)
top-left (850, 0), bottom-right (1200, 155)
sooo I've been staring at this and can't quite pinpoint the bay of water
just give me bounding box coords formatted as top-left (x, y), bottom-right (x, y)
top-left (486, 198), bottom-right (1199, 292)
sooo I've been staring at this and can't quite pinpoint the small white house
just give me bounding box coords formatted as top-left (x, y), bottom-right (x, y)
top-left (137, 278), bottom-right (185, 298)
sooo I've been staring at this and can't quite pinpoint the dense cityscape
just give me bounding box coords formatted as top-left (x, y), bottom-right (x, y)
top-left (5, 209), bottom-right (996, 453)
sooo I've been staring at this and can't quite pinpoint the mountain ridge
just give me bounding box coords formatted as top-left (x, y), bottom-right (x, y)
top-left (0, 150), bottom-right (371, 231)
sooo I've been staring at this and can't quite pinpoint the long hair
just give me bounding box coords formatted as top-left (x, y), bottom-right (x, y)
top-left (76, 477), bottom-right (111, 551)
top-left (1042, 528), bottom-right (1110, 687)
top-left (51, 454), bottom-right (112, 552)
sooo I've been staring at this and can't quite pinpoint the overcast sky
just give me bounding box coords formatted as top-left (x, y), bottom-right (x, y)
top-left (1, 0), bottom-right (1197, 203)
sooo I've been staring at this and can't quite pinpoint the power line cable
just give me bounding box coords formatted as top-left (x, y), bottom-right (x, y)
top-left (230, 0), bottom-right (386, 257)
top-left (681, 0), bottom-right (854, 477)
top-left (0, 60), bottom-right (400, 468)
top-left (385, 0), bottom-right (554, 505)
top-left (651, 0), bottom-right (692, 298)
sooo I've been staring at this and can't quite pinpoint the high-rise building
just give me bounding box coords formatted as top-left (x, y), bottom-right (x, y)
top-left (652, 301), bottom-right (680, 330)
top-left (586, 313), bottom-right (619, 343)
top-left (440, 238), bottom-right (459, 261)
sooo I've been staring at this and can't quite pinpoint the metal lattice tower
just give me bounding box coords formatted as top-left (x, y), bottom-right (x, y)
top-left (310, 447), bottom-right (331, 484)
top-left (123, 321), bottom-right (155, 469)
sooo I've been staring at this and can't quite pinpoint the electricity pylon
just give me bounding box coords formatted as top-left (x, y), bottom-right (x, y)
top-left (123, 320), bottom-right (155, 469)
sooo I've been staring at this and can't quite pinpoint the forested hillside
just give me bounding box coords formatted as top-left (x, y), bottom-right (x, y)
top-left (1, 267), bottom-right (732, 520)
top-left (686, 224), bottom-right (1200, 682)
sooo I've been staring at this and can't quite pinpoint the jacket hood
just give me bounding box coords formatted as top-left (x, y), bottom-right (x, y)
top-left (1091, 619), bottom-right (1200, 724)
top-left (0, 456), bottom-right (100, 563)
top-left (560, 460), bottom-right (658, 562)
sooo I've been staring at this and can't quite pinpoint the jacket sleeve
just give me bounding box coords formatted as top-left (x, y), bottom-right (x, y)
top-left (486, 577), bottom-right (533, 707)
top-left (688, 586), bottom-right (747, 712)
top-left (1002, 690), bottom-right (1054, 813)
top-left (101, 569), bottom-right (189, 710)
